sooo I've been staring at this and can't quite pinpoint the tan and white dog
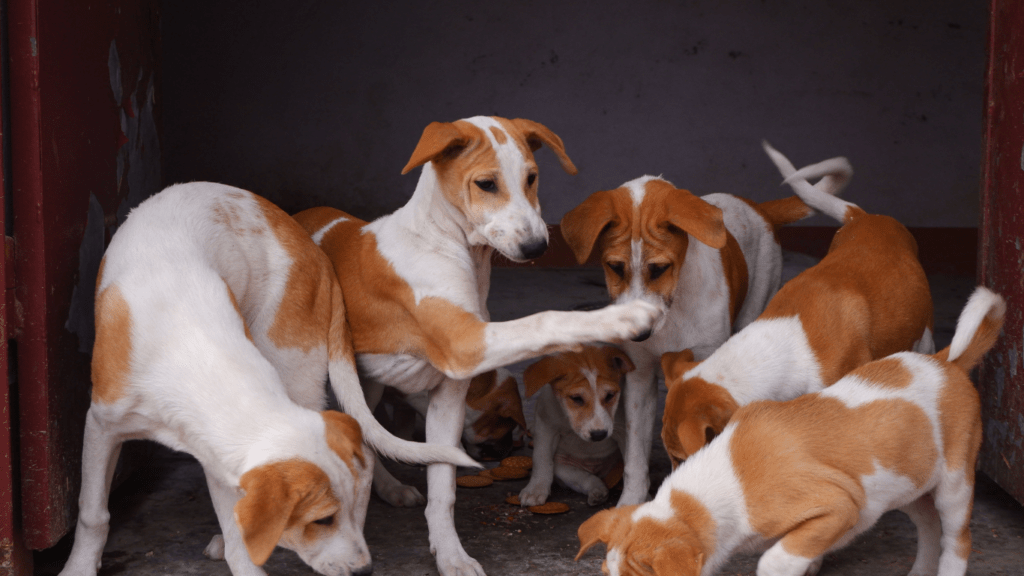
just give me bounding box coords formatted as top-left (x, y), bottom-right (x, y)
top-left (294, 116), bottom-right (661, 576)
top-left (659, 144), bottom-right (934, 466)
top-left (59, 183), bottom-right (475, 576)
top-left (519, 346), bottom-right (635, 507)
top-left (560, 169), bottom-right (849, 505)
top-left (577, 285), bottom-right (1002, 576)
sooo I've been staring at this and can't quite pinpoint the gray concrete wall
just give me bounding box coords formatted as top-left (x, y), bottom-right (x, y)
top-left (161, 0), bottom-right (987, 227)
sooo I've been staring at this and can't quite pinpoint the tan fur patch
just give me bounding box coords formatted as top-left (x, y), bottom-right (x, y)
top-left (489, 126), bottom-right (508, 144)
top-left (730, 395), bottom-right (938, 558)
top-left (661, 376), bottom-right (738, 466)
top-left (848, 357), bottom-right (913, 388)
top-left (322, 411), bottom-right (365, 471)
top-left (739, 195), bottom-right (812, 243)
top-left (719, 233), bottom-right (749, 324)
top-left (91, 284), bottom-right (133, 404)
top-left (294, 208), bottom-right (487, 376)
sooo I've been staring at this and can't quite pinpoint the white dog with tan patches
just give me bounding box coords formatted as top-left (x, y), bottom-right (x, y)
top-left (59, 183), bottom-right (475, 576)
top-left (577, 286), bottom-right (1003, 576)
top-left (560, 163), bottom-right (849, 505)
top-left (295, 116), bottom-right (660, 576)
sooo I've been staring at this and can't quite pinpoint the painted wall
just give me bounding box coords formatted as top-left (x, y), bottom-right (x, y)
top-left (161, 0), bottom-right (986, 227)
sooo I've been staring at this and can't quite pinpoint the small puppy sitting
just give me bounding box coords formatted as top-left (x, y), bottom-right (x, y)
top-left (519, 346), bottom-right (635, 506)
top-left (660, 143), bottom-right (934, 465)
top-left (578, 286), bottom-right (1003, 576)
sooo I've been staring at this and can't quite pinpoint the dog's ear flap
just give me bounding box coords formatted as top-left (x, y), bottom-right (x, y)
top-left (603, 346), bottom-right (636, 375)
top-left (402, 121), bottom-right (472, 175)
top-left (575, 506), bottom-right (636, 560)
top-left (662, 188), bottom-right (728, 250)
top-left (511, 118), bottom-right (578, 175)
top-left (497, 373), bottom-right (530, 431)
top-left (322, 410), bottom-right (365, 470)
top-left (523, 355), bottom-right (567, 398)
top-left (561, 190), bottom-right (617, 265)
top-left (661, 349), bottom-right (698, 384)
top-left (652, 544), bottom-right (704, 576)
top-left (235, 462), bottom-right (326, 566)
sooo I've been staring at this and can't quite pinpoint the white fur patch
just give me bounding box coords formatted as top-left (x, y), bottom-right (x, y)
top-left (311, 216), bottom-right (348, 246)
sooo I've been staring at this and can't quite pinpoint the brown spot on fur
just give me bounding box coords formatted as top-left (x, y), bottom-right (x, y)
top-left (719, 233), bottom-right (748, 325)
top-left (322, 411), bottom-right (365, 470)
top-left (848, 357), bottom-right (913, 388)
top-left (235, 459), bottom-right (340, 566)
top-left (489, 126), bottom-right (507, 144)
top-left (661, 376), bottom-right (738, 466)
top-left (739, 195), bottom-right (813, 243)
top-left (92, 284), bottom-right (133, 403)
top-left (294, 207), bottom-right (487, 376)
top-left (731, 395), bottom-right (938, 559)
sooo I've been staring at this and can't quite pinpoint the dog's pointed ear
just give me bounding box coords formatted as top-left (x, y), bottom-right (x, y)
top-left (603, 346), bottom-right (636, 375)
top-left (662, 188), bottom-right (727, 250)
top-left (661, 349), bottom-right (698, 384)
top-left (576, 506), bottom-right (634, 560)
top-left (511, 118), bottom-right (578, 175)
top-left (235, 462), bottom-right (326, 565)
top-left (561, 190), bottom-right (617, 265)
top-left (402, 121), bottom-right (472, 175)
top-left (523, 355), bottom-right (569, 398)
top-left (322, 410), bottom-right (365, 470)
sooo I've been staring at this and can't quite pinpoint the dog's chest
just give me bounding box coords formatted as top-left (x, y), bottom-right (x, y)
top-left (357, 353), bottom-right (448, 394)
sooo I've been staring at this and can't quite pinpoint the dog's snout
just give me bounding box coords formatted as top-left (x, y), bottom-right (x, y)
top-left (352, 563), bottom-right (373, 576)
top-left (520, 239), bottom-right (548, 260)
top-left (631, 328), bottom-right (652, 342)
top-left (589, 430), bottom-right (608, 442)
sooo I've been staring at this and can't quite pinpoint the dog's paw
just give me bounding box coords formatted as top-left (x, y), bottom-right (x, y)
top-left (587, 485), bottom-right (610, 506)
top-left (518, 482), bottom-right (550, 507)
top-left (603, 300), bottom-right (663, 342)
top-left (436, 550), bottom-right (486, 576)
top-left (615, 488), bottom-right (650, 507)
top-left (203, 534), bottom-right (225, 560)
top-left (376, 483), bottom-right (426, 507)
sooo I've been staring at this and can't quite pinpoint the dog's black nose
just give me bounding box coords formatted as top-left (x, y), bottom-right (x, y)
top-left (352, 564), bottom-right (373, 576)
top-left (631, 329), bottom-right (652, 342)
top-left (589, 430), bottom-right (608, 442)
top-left (520, 239), bottom-right (548, 260)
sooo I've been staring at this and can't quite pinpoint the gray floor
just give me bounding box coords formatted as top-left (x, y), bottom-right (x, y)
top-left (36, 259), bottom-right (1024, 575)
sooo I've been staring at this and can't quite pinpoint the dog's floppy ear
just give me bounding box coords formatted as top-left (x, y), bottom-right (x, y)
top-left (662, 188), bottom-right (727, 250)
top-left (235, 461), bottom-right (331, 565)
top-left (402, 121), bottom-right (472, 175)
top-left (322, 411), bottom-right (365, 471)
top-left (575, 506), bottom-right (636, 560)
top-left (603, 346), bottom-right (636, 375)
top-left (561, 190), bottom-right (617, 265)
top-left (511, 118), bottom-right (578, 175)
top-left (497, 373), bottom-right (529, 431)
top-left (652, 545), bottom-right (704, 576)
top-left (523, 355), bottom-right (568, 398)
top-left (661, 349), bottom-right (698, 384)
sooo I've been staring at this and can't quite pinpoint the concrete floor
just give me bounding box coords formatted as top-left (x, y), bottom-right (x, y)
top-left (36, 259), bottom-right (1024, 575)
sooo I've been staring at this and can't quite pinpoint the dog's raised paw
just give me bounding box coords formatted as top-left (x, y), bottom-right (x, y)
top-left (203, 534), bottom-right (225, 561)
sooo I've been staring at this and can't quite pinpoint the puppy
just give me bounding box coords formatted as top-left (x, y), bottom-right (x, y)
top-left (59, 183), bottom-right (472, 576)
top-left (660, 144), bottom-right (934, 465)
top-left (560, 170), bottom-right (849, 505)
top-left (578, 286), bottom-right (1003, 576)
top-left (519, 346), bottom-right (635, 506)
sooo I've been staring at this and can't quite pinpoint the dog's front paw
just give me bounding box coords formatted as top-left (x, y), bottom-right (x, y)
top-left (587, 485), bottom-right (610, 506)
top-left (603, 300), bottom-right (663, 342)
top-left (518, 482), bottom-right (550, 507)
top-left (376, 483), bottom-right (426, 507)
top-left (436, 550), bottom-right (486, 576)
top-left (203, 534), bottom-right (225, 560)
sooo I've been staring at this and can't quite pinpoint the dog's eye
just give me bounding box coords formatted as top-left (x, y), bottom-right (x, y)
top-left (648, 263), bottom-right (670, 280)
top-left (603, 392), bottom-right (617, 403)
top-left (570, 395), bottom-right (585, 406)
top-left (607, 262), bottom-right (625, 278)
top-left (527, 173), bottom-right (537, 186)
top-left (313, 515), bottom-right (334, 526)
top-left (475, 179), bottom-right (497, 192)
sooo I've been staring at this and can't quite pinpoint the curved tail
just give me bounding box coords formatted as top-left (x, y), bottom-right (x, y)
top-left (327, 284), bottom-right (480, 468)
top-left (938, 286), bottom-right (1006, 372)
top-left (762, 141), bottom-right (858, 224)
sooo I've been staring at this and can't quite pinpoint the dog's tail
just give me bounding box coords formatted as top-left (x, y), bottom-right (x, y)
top-left (762, 141), bottom-right (860, 225)
top-left (935, 286), bottom-right (1006, 373)
top-left (327, 284), bottom-right (480, 468)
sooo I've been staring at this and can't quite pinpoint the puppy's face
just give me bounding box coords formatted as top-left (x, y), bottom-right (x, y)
top-left (660, 350), bottom-right (737, 469)
top-left (561, 177), bottom-right (727, 336)
top-left (402, 116), bottom-right (578, 262)
top-left (235, 412), bottom-right (373, 576)
top-left (524, 347), bottom-right (635, 442)
top-left (576, 498), bottom-right (708, 576)
top-left (463, 370), bottom-right (528, 457)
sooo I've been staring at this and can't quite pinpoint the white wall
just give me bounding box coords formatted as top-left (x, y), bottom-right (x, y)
top-left (161, 0), bottom-right (987, 227)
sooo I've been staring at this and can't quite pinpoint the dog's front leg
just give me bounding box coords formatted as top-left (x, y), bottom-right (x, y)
top-left (425, 377), bottom-right (485, 576)
top-left (202, 470), bottom-right (267, 576)
top-left (518, 408), bottom-right (559, 507)
top-left (617, 347), bottom-right (658, 506)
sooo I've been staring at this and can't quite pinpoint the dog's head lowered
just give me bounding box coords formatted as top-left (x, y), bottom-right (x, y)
top-left (463, 369), bottom-right (528, 459)
top-left (234, 411), bottom-right (373, 576)
top-left (524, 346), bottom-right (634, 442)
top-left (660, 350), bottom-right (738, 469)
top-left (561, 177), bottom-right (726, 336)
top-left (401, 116), bottom-right (577, 262)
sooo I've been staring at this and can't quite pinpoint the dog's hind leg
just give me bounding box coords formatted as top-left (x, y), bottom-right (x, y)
top-left (58, 408), bottom-right (123, 576)
top-left (933, 469), bottom-right (974, 576)
top-left (901, 493), bottom-right (942, 576)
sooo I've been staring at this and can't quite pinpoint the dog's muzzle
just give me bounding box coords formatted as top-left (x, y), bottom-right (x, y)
top-left (519, 238), bottom-right (548, 260)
